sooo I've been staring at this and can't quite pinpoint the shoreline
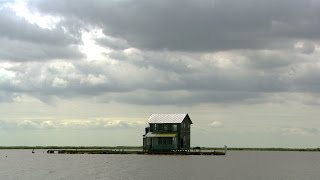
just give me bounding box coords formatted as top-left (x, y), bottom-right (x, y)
top-left (0, 146), bottom-right (319, 152)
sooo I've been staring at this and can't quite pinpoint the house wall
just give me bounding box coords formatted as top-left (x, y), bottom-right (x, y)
top-left (149, 123), bottom-right (177, 133)
top-left (143, 137), bottom-right (149, 151)
top-left (178, 116), bottom-right (191, 150)
top-left (151, 137), bottom-right (177, 151)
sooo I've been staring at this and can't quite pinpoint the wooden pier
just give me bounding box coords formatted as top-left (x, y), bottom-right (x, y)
top-left (47, 149), bottom-right (225, 155)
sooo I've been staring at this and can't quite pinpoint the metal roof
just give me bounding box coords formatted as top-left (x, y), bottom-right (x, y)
top-left (147, 113), bottom-right (189, 124)
top-left (145, 132), bottom-right (177, 138)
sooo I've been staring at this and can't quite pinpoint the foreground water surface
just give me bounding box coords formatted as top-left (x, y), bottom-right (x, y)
top-left (0, 150), bottom-right (319, 180)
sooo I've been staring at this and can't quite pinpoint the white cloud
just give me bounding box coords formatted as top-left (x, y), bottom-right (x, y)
top-left (52, 77), bottom-right (67, 88)
top-left (210, 121), bottom-right (224, 128)
top-left (2, 118), bottom-right (144, 130)
top-left (8, 0), bottom-right (61, 29)
top-left (17, 120), bottom-right (39, 129)
top-left (294, 41), bottom-right (316, 54)
top-left (40, 120), bottom-right (55, 129)
top-left (80, 74), bottom-right (108, 85)
top-left (278, 127), bottom-right (319, 136)
top-left (79, 28), bottom-right (111, 61)
top-left (0, 66), bottom-right (16, 83)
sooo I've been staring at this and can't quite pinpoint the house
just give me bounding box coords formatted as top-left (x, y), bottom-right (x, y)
top-left (143, 113), bottom-right (193, 152)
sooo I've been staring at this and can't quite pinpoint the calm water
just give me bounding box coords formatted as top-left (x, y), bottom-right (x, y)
top-left (0, 150), bottom-right (319, 180)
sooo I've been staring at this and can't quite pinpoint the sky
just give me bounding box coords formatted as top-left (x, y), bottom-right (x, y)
top-left (0, 0), bottom-right (320, 148)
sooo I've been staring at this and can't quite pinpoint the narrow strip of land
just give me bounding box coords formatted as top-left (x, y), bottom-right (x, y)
top-left (46, 149), bottom-right (226, 155)
top-left (0, 146), bottom-right (319, 152)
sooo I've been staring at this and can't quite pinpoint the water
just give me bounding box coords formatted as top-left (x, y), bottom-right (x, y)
top-left (0, 150), bottom-right (319, 180)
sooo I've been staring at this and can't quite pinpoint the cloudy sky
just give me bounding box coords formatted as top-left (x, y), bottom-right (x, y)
top-left (0, 0), bottom-right (319, 148)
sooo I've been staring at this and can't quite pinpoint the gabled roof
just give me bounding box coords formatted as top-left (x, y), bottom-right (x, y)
top-left (147, 113), bottom-right (192, 124)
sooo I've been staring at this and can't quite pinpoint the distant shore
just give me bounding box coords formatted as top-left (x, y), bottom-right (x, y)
top-left (0, 146), bottom-right (319, 152)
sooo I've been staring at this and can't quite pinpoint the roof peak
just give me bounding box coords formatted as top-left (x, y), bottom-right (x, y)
top-left (151, 113), bottom-right (188, 115)
top-left (147, 113), bottom-right (191, 124)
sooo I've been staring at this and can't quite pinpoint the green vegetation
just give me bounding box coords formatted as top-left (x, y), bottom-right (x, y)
top-left (201, 147), bottom-right (320, 152)
top-left (0, 146), bottom-right (142, 150)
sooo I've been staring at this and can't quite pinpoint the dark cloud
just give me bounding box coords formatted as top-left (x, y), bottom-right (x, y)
top-left (0, 0), bottom-right (319, 106)
top-left (242, 50), bottom-right (301, 70)
top-left (31, 0), bottom-right (320, 51)
top-left (0, 7), bottom-right (84, 61)
top-left (0, 91), bottom-right (15, 103)
top-left (1, 48), bottom-right (319, 105)
top-left (0, 37), bottom-right (83, 61)
top-left (0, 9), bottom-right (78, 45)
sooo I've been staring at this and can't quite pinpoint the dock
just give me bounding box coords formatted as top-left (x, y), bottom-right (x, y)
top-left (47, 149), bottom-right (226, 155)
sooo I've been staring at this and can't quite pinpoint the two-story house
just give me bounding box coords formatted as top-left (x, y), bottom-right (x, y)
top-left (143, 113), bottom-right (193, 152)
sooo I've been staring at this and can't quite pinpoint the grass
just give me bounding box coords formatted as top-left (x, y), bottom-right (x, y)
top-left (0, 146), bottom-right (142, 150)
top-left (201, 147), bottom-right (320, 152)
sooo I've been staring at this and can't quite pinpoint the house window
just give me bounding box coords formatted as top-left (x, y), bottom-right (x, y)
top-left (154, 124), bottom-right (157, 131)
top-left (164, 124), bottom-right (168, 131)
top-left (157, 137), bottom-right (174, 145)
top-left (173, 124), bottom-right (177, 131)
